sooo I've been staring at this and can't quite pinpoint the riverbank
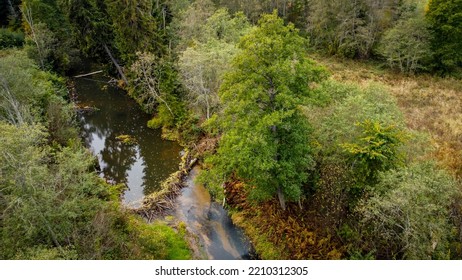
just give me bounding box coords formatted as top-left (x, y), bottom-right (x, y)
top-left (0, 49), bottom-right (191, 260)
top-left (133, 149), bottom-right (197, 221)
top-left (73, 69), bottom-right (257, 260)
top-left (133, 144), bottom-right (255, 259)
top-left (69, 67), bottom-right (192, 259)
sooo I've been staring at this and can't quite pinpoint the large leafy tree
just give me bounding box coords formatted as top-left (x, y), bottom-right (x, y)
top-left (379, 15), bottom-right (432, 74)
top-left (426, 0), bottom-right (462, 73)
top-left (201, 12), bottom-right (326, 209)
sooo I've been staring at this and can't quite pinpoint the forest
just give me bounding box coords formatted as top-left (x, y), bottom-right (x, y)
top-left (1, 0), bottom-right (462, 260)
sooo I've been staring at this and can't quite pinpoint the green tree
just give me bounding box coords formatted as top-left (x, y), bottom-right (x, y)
top-left (174, 0), bottom-right (216, 51)
top-left (201, 8), bottom-right (250, 43)
top-left (341, 119), bottom-right (407, 185)
top-left (178, 8), bottom-right (250, 120)
top-left (129, 52), bottom-right (185, 129)
top-left (0, 50), bottom-right (66, 125)
top-left (201, 12), bottom-right (326, 209)
top-left (426, 0), bottom-right (462, 73)
top-left (129, 52), bottom-right (176, 115)
top-left (179, 40), bottom-right (236, 120)
top-left (0, 28), bottom-right (24, 49)
top-left (21, 0), bottom-right (78, 71)
top-left (60, 0), bottom-right (114, 59)
top-left (105, 0), bottom-right (161, 62)
top-left (307, 0), bottom-right (373, 58)
top-left (306, 0), bottom-right (425, 59)
top-left (213, 0), bottom-right (295, 23)
top-left (379, 16), bottom-right (432, 74)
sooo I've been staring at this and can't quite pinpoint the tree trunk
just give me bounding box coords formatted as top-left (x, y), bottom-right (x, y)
top-left (22, 6), bottom-right (45, 69)
top-left (271, 123), bottom-right (286, 210)
top-left (205, 93), bottom-right (210, 120)
top-left (73, 70), bottom-right (103, 78)
top-left (139, 62), bottom-right (174, 117)
top-left (103, 44), bottom-right (129, 86)
top-left (277, 187), bottom-right (286, 210)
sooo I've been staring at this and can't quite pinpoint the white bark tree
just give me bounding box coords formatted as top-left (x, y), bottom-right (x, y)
top-left (178, 40), bottom-right (236, 120)
top-left (130, 52), bottom-right (174, 117)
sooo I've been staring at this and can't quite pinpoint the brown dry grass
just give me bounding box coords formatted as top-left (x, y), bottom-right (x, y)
top-left (314, 55), bottom-right (462, 179)
top-left (226, 180), bottom-right (344, 259)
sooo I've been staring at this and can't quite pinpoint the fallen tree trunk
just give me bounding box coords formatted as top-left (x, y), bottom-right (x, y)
top-left (132, 149), bottom-right (198, 222)
top-left (74, 70), bottom-right (103, 78)
top-left (103, 44), bottom-right (129, 86)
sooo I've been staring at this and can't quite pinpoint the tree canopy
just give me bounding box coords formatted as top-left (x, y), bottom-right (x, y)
top-left (201, 12), bottom-right (327, 209)
top-left (426, 0), bottom-right (462, 72)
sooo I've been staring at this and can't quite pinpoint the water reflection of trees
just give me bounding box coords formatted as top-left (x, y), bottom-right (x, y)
top-left (137, 129), bottom-right (181, 195)
top-left (76, 76), bottom-right (181, 198)
top-left (77, 79), bottom-right (138, 185)
top-left (100, 135), bottom-right (136, 184)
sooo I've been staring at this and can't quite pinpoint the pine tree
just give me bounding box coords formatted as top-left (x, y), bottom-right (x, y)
top-left (426, 0), bottom-right (462, 72)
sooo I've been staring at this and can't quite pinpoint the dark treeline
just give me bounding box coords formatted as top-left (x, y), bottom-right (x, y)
top-left (1, 0), bottom-right (462, 260)
top-left (214, 0), bottom-right (462, 74)
top-left (2, 0), bottom-right (461, 74)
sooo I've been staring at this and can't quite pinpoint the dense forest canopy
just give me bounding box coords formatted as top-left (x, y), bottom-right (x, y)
top-left (1, 0), bottom-right (462, 260)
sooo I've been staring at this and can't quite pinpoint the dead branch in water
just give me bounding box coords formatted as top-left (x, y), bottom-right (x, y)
top-left (73, 70), bottom-right (104, 78)
top-left (132, 149), bottom-right (198, 221)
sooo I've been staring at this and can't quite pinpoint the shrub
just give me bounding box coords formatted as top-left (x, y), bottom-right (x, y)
top-left (0, 28), bottom-right (24, 49)
top-left (357, 162), bottom-right (459, 259)
top-left (341, 119), bottom-right (407, 184)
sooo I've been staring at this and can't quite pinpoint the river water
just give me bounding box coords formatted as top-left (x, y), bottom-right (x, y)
top-left (176, 167), bottom-right (254, 259)
top-left (75, 75), bottom-right (181, 207)
top-left (75, 73), bottom-right (253, 260)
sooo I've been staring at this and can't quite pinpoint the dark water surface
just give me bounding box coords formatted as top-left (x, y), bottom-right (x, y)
top-left (75, 75), bottom-right (182, 207)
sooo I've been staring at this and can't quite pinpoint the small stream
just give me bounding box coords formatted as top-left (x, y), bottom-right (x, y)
top-left (75, 73), bottom-right (253, 260)
top-left (176, 167), bottom-right (254, 259)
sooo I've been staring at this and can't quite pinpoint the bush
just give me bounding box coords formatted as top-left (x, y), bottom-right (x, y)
top-left (341, 119), bottom-right (407, 184)
top-left (306, 83), bottom-right (406, 206)
top-left (0, 28), bottom-right (24, 49)
top-left (310, 83), bottom-right (405, 157)
top-left (357, 162), bottom-right (459, 259)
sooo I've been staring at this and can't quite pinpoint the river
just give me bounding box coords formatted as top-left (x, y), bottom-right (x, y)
top-left (75, 73), bottom-right (254, 260)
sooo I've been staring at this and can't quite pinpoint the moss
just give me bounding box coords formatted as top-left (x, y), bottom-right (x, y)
top-left (115, 134), bottom-right (137, 145)
top-left (128, 217), bottom-right (191, 260)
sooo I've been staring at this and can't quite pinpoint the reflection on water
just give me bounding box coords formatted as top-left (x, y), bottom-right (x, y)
top-left (75, 75), bottom-right (182, 207)
top-left (176, 167), bottom-right (254, 260)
